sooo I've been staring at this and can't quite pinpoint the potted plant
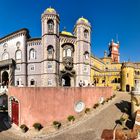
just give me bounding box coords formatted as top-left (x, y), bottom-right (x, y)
top-left (53, 121), bottom-right (61, 129)
top-left (85, 108), bottom-right (90, 114)
top-left (20, 124), bottom-right (28, 133)
top-left (33, 123), bottom-right (43, 131)
top-left (93, 103), bottom-right (99, 109)
top-left (67, 115), bottom-right (75, 124)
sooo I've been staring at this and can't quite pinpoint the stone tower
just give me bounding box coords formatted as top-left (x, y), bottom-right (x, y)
top-left (41, 7), bottom-right (60, 86)
top-left (121, 62), bottom-right (135, 92)
top-left (74, 17), bottom-right (91, 86)
top-left (108, 40), bottom-right (120, 63)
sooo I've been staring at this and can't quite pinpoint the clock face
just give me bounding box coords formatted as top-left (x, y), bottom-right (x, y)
top-left (113, 47), bottom-right (118, 51)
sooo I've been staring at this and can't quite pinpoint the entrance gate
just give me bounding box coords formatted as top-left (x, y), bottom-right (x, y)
top-left (11, 100), bottom-right (19, 125)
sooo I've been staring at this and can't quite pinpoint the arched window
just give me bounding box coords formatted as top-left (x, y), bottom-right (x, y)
top-left (15, 50), bottom-right (22, 60)
top-left (84, 51), bottom-right (89, 60)
top-left (47, 45), bottom-right (54, 59)
top-left (67, 49), bottom-right (72, 57)
top-left (2, 52), bottom-right (9, 60)
top-left (47, 20), bottom-right (54, 33)
top-left (84, 29), bottom-right (88, 38)
top-left (30, 79), bottom-right (35, 86)
top-left (62, 44), bottom-right (74, 58)
top-left (29, 49), bottom-right (36, 60)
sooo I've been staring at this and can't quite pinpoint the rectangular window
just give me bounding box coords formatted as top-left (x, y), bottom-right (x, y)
top-left (48, 79), bottom-right (52, 86)
top-left (30, 65), bottom-right (35, 71)
top-left (47, 62), bottom-right (53, 69)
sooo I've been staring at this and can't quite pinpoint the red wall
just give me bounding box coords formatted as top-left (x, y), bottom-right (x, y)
top-left (8, 87), bottom-right (113, 127)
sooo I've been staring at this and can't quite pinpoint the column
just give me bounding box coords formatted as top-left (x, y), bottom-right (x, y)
top-left (9, 65), bottom-right (14, 86)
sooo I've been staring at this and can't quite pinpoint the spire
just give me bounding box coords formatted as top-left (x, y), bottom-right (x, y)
top-left (63, 27), bottom-right (66, 31)
top-left (104, 50), bottom-right (107, 57)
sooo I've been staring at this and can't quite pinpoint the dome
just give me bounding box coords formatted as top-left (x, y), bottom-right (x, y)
top-left (76, 17), bottom-right (90, 25)
top-left (61, 31), bottom-right (73, 36)
top-left (44, 7), bottom-right (57, 15)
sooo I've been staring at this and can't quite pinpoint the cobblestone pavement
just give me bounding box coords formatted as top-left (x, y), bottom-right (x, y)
top-left (0, 92), bottom-right (130, 140)
top-left (44, 92), bottom-right (131, 140)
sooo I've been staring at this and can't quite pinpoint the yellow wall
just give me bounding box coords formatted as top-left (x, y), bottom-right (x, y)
top-left (121, 65), bottom-right (134, 91)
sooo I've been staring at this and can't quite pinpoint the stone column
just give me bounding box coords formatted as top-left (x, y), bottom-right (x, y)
top-left (9, 65), bottom-right (14, 86)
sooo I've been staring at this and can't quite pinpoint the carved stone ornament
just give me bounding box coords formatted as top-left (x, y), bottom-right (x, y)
top-left (63, 57), bottom-right (73, 70)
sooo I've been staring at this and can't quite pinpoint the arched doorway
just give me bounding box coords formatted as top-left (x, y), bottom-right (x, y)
top-left (62, 75), bottom-right (71, 87)
top-left (126, 84), bottom-right (130, 92)
top-left (2, 71), bottom-right (9, 86)
top-left (11, 98), bottom-right (19, 126)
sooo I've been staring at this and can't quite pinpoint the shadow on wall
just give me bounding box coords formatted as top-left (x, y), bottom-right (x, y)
top-left (0, 112), bottom-right (11, 132)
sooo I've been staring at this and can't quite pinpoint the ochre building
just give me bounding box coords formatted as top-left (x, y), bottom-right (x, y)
top-left (0, 7), bottom-right (139, 91)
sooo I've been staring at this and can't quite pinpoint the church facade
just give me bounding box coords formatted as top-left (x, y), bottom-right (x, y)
top-left (0, 7), bottom-right (139, 91)
top-left (0, 7), bottom-right (91, 87)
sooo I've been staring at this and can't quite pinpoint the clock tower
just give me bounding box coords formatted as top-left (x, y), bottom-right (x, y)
top-left (108, 39), bottom-right (120, 63)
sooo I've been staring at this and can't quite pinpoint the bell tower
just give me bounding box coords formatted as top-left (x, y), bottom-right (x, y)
top-left (108, 39), bottom-right (120, 63)
top-left (74, 17), bottom-right (91, 86)
top-left (41, 7), bottom-right (60, 87)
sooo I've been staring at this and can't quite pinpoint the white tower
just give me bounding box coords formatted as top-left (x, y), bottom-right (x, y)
top-left (41, 7), bottom-right (60, 87)
top-left (74, 17), bottom-right (91, 86)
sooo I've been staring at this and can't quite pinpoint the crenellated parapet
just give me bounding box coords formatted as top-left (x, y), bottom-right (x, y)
top-left (122, 62), bottom-right (134, 68)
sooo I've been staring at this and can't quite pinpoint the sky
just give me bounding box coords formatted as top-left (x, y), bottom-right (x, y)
top-left (0, 0), bottom-right (140, 62)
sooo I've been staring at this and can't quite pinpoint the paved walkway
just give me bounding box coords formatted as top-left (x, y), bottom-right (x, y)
top-left (42, 92), bottom-right (131, 140)
top-left (0, 92), bottom-right (131, 140)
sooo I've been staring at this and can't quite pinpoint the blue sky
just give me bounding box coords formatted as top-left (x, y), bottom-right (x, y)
top-left (0, 0), bottom-right (140, 62)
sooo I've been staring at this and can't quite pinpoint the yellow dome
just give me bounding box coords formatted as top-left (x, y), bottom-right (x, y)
top-left (78, 17), bottom-right (89, 23)
top-left (61, 31), bottom-right (73, 36)
top-left (46, 7), bottom-right (56, 13)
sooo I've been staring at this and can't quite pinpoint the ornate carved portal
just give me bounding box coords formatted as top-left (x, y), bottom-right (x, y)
top-left (0, 59), bottom-right (15, 86)
top-left (60, 70), bottom-right (76, 87)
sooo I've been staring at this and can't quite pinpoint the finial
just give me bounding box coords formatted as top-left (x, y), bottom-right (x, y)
top-left (111, 39), bottom-right (114, 42)
top-left (104, 50), bottom-right (107, 57)
top-left (49, 6), bottom-right (51, 8)
top-left (63, 27), bottom-right (66, 31)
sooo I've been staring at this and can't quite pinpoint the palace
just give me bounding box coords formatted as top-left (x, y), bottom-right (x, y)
top-left (0, 7), bottom-right (139, 91)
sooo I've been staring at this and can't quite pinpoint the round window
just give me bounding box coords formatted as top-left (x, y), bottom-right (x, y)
top-left (74, 101), bottom-right (85, 113)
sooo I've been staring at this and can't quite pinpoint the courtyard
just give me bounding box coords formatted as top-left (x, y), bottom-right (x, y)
top-left (0, 91), bottom-right (131, 140)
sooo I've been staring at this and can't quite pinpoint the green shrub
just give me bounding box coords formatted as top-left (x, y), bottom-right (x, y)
top-left (85, 108), bottom-right (90, 113)
top-left (53, 121), bottom-right (61, 129)
top-left (33, 123), bottom-right (43, 131)
top-left (93, 103), bottom-right (99, 109)
top-left (20, 124), bottom-right (28, 132)
top-left (112, 94), bottom-right (116, 98)
top-left (67, 115), bottom-right (75, 122)
top-left (106, 98), bottom-right (109, 102)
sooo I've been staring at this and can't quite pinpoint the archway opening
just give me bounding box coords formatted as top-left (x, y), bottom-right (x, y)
top-left (2, 71), bottom-right (9, 86)
top-left (126, 84), bottom-right (130, 92)
top-left (62, 75), bottom-right (71, 87)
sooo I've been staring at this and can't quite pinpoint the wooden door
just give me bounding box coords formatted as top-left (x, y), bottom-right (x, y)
top-left (12, 100), bottom-right (19, 125)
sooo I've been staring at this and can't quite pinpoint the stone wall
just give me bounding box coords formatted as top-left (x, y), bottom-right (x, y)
top-left (8, 86), bottom-right (112, 127)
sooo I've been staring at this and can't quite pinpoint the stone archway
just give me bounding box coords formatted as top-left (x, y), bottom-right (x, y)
top-left (126, 84), bottom-right (130, 92)
top-left (2, 71), bottom-right (9, 86)
top-left (62, 75), bottom-right (71, 87)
